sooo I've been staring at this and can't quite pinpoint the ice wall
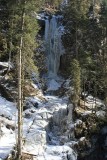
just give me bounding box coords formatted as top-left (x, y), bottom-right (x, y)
top-left (45, 15), bottom-right (64, 77)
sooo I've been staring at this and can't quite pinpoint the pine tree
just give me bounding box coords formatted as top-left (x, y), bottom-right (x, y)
top-left (70, 59), bottom-right (81, 107)
top-left (0, 0), bottom-right (44, 158)
top-left (62, 0), bottom-right (105, 101)
top-left (62, 0), bottom-right (91, 57)
top-left (99, 0), bottom-right (107, 104)
top-left (13, 1), bottom-right (43, 158)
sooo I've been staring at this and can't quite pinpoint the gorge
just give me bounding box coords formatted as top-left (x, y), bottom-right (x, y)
top-left (0, 1), bottom-right (107, 160)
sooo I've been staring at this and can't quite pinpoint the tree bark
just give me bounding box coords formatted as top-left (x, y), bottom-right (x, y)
top-left (17, 7), bottom-right (25, 160)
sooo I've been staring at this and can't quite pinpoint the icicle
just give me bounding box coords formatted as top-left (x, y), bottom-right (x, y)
top-left (44, 15), bottom-right (64, 77)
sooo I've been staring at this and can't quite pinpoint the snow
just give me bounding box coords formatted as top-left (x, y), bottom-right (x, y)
top-left (22, 95), bottom-right (76, 159)
top-left (47, 79), bottom-right (61, 91)
top-left (0, 93), bottom-right (76, 160)
top-left (31, 83), bottom-right (38, 89)
top-left (0, 97), bottom-right (16, 159)
top-left (82, 111), bottom-right (92, 116)
top-left (0, 132), bottom-right (15, 159)
top-left (0, 83), bottom-right (101, 160)
top-left (35, 155), bottom-right (62, 160)
top-left (34, 145), bottom-right (77, 160)
top-left (79, 137), bottom-right (86, 142)
top-left (36, 13), bottom-right (46, 21)
top-left (86, 95), bottom-right (105, 108)
top-left (96, 110), bottom-right (106, 118)
top-left (0, 97), bottom-right (16, 120)
top-left (63, 78), bottom-right (71, 89)
top-left (75, 119), bottom-right (82, 125)
top-left (46, 145), bottom-right (72, 155)
top-left (0, 62), bottom-right (13, 69)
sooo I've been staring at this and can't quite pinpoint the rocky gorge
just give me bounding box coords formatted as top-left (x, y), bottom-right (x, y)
top-left (0, 65), bottom-right (107, 160)
top-left (0, 3), bottom-right (107, 160)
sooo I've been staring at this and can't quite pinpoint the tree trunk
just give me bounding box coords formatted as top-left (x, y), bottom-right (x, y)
top-left (17, 7), bottom-right (25, 160)
top-left (75, 23), bottom-right (78, 58)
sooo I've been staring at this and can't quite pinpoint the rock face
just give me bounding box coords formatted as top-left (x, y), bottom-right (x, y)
top-left (74, 95), bottom-right (107, 160)
top-left (0, 62), bottom-right (16, 101)
top-left (0, 84), bottom-right (14, 101)
top-left (1, 61), bottom-right (107, 160)
top-left (0, 62), bottom-right (13, 76)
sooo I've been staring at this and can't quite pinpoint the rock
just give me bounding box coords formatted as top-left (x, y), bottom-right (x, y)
top-left (45, 145), bottom-right (77, 160)
top-left (96, 111), bottom-right (106, 119)
top-left (25, 102), bottom-right (33, 110)
top-left (34, 102), bottom-right (39, 108)
top-left (0, 84), bottom-right (14, 101)
top-left (77, 137), bottom-right (92, 158)
top-left (101, 126), bottom-right (107, 135)
top-left (0, 62), bottom-right (13, 69)
top-left (67, 104), bottom-right (74, 124)
top-left (59, 54), bottom-right (72, 75)
top-left (74, 119), bottom-right (88, 138)
top-left (60, 136), bottom-right (69, 144)
top-left (74, 97), bottom-right (107, 160)
top-left (53, 107), bottom-right (68, 126)
top-left (24, 82), bottom-right (46, 102)
top-left (24, 112), bottom-right (32, 119)
top-left (23, 101), bottom-right (33, 110)
top-left (6, 124), bottom-right (15, 131)
top-left (24, 83), bottom-right (39, 97)
top-left (22, 153), bottom-right (34, 160)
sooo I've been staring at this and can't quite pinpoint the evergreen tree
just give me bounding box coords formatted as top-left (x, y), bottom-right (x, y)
top-left (0, 0), bottom-right (43, 75)
top-left (99, 0), bottom-right (107, 104)
top-left (62, 0), bottom-right (91, 57)
top-left (0, 0), bottom-right (44, 158)
top-left (45, 0), bottom-right (62, 8)
top-left (70, 59), bottom-right (81, 107)
top-left (62, 0), bottom-right (107, 102)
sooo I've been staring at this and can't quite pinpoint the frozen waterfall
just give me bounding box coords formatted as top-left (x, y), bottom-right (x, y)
top-left (45, 15), bottom-right (64, 77)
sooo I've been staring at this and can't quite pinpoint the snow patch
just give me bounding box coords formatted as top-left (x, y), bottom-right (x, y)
top-left (0, 97), bottom-right (16, 159)
top-left (47, 79), bottom-right (61, 91)
top-left (0, 62), bottom-right (13, 69)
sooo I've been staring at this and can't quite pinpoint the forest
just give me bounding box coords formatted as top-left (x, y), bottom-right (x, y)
top-left (0, 0), bottom-right (107, 160)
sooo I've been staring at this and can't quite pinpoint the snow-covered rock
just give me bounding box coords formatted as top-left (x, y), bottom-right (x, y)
top-left (0, 85), bottom-right (77, 160)
top-left (0, 62), bottom-right (13, 69)
top-left (22, 95), bottom-right (77, 159)
top-left (96, 110), bottom-right (106, 119)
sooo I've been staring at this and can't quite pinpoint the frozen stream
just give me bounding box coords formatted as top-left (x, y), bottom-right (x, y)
top-left (22, 94), bottom-right (77, 160)
top-left (0, 89), bottom-right (77, 160)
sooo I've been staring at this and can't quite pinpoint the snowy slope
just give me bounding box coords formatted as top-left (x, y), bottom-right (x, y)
top-left (0, 94), bottom-right (77, 160)
top-left (0, 97), bottom-right (16, 159)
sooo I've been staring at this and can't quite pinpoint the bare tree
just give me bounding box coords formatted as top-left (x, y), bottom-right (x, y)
top-left (17, 4), bottom-right (25, 159)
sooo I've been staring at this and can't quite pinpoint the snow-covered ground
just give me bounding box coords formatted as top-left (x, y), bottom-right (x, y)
top-left (0, 97), bottom-right (16, 159)
top-left (0, 62), bottom-right (13, 69)
top-left (22, 95), bottom-right (77, 160)
top-left (0, 89), bottom-right (77, 160)
top-left (0, 78), bottom-right (105, 159)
